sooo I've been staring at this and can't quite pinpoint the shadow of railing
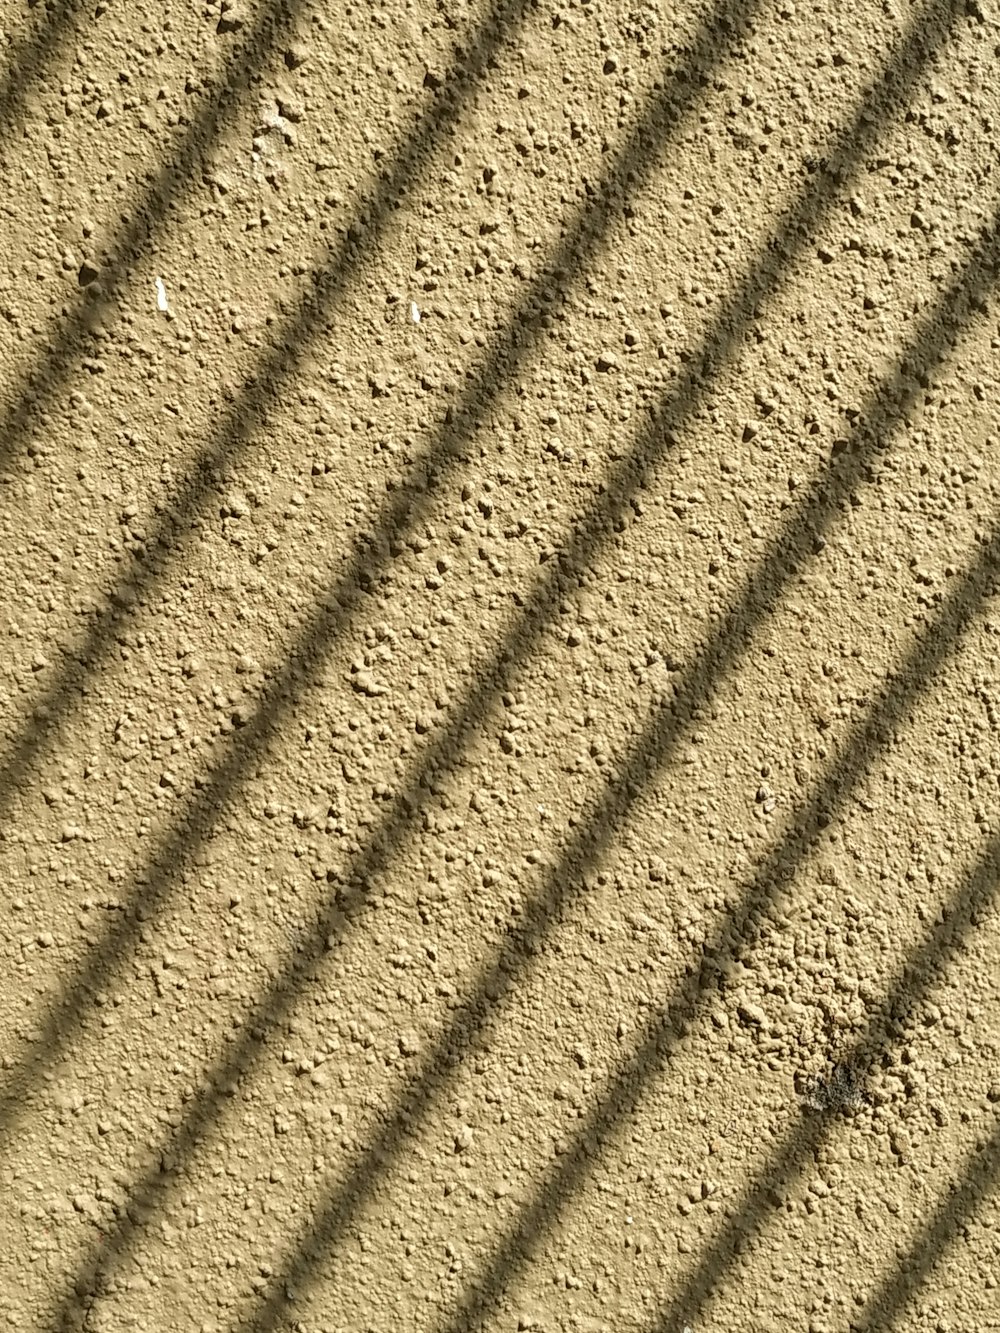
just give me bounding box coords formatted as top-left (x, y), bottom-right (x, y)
top-left (851, 1110), bottom-right (1000, 1330)
top-left (0, 0), bottom-right (304, 432)
top-left (0, 1), bottom-right (93, 157)
top-left (35, 0), bottom-right (982, 1323)
top-left (358, 227), bottom-right (1000, 1333)
top-left (237, 109), bottom-right (1000, 1333)
top-left (655, 818), bottom-right (1000, 1332)
top-left (0, 0), bottom-right (765, 1125)
top-left (0, 0), bottom-right (542, 769)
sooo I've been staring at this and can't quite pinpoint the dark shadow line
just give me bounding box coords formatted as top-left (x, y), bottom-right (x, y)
top-left (30, 0), bottom-right (970, 1321)
top-left (0, 1), bottom-right (93, 160)
top-left (0, 0), bottom-right (301, 453)
top-left (0, 0), bottom-right (542, 1105)
top-left (655, 824), bottom-right (1000, 1333)
top-left (421, 245), bottom-right (1000, 1333)
top-left (0, 0), bottom-right (762, 1126)
top-left (240, 130), bottom-right (998, 1333)
top-left (0, 0), bottom-right (539, 765)
top-left (850, 1110), bottom-right (1000, 1331)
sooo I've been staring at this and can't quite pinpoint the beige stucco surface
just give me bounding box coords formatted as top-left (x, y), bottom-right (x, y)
top-left (1, 1), bottom-right (999, 1329)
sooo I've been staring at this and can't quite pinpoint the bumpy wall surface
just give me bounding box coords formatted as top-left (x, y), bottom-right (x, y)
top-left (1, 0), bottom-right (999, 1329)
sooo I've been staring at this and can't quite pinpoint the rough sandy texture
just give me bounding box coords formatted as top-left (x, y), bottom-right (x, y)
top-left (2, 0), bottom-right (1000, 1329)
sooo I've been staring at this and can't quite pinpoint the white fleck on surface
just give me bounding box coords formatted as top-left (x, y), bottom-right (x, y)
top-left (155, 277), bottom-right (169, 312)
top-left (410, 300), bottom-right (421, 323)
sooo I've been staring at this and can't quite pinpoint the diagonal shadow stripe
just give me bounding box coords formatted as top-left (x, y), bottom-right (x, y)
top-left (655, 810), bottom-right (1000, 1333)
top-left (852, 1112), bottom-right (1000, 1330)
top-left (0, 0), bottom-right (765, 1127)
top-left (0, 0), bottom-right (542, 763)
top-left (29, 0), bottom-right (970, 1317)
top-left (36, 1), bottom-right (977, 1322)
top-left (321, 242), bottom-right (1000, 1333)
top-left (0, 1), bottom-right (94, 154)
top-left (0, 0), bottom-right (303, 435)
top-left (237, 190), bottom-right (1000, 1333)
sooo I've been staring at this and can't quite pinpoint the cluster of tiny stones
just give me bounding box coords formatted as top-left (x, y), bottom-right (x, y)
top-left (801, 1060), bottom-right (872, 1112)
